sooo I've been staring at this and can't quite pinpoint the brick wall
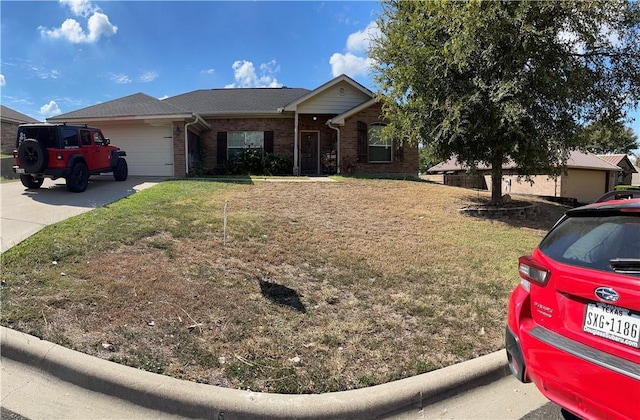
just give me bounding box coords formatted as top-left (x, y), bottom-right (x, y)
top-left (1, 121), bottom-right (19, 155)
top-left (341, 103), bottom-right (419, 177)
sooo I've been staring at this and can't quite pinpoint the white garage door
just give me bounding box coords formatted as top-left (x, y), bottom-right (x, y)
top-left (101, 124), bottom-right (174, 176)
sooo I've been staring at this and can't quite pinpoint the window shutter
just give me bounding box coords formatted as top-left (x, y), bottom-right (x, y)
top-left (394, 141), bottom-right (404, 163)
top-left (217, 132), bottom-right (227, 165)
top-left (357, 121), bottom-right (368, 163)
top-left (264, 131), bottom-right (274, 154)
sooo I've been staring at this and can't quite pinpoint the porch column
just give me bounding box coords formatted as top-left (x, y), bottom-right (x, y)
top-left (293, 112), bottom-right (299, 176)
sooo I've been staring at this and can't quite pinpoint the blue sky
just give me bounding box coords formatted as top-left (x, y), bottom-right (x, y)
top-left (1, 0), bottom-right (638, 146)
top-left (1, 0), bottom-right (381, 118)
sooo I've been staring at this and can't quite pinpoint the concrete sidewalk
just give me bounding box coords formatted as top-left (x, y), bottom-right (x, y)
top-left (0, 327), bottom-right (548, 419)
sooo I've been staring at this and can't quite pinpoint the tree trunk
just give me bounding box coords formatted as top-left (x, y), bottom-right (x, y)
top-left (491, 151), bottom-right (504, 206)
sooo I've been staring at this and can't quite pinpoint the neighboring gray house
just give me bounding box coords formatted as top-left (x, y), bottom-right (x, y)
top-left (426, 150), bottom-right (622, 203)
top-left (1, 105), bottom-right (40, 155)
top-left (48, 74), bottom-right (419, 178)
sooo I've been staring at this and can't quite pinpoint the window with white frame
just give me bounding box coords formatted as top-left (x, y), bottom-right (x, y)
top-left (228, 131), bottom-right (265, 159)
top-left (368, 123), bottom-right (392, 162)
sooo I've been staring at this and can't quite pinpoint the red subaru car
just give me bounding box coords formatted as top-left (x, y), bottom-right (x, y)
top-left (506, 197), bottom-right (640, 420)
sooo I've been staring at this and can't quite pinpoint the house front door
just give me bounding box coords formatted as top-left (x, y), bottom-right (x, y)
top-left (300, 132), bottom-right (319, 175)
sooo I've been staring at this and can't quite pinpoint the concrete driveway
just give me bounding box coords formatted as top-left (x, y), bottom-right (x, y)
top-left (1, 176), bottom-right (162, 252)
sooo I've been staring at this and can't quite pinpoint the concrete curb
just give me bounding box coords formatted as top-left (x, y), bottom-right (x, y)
top-left (1, 326), bottom-right (509, 419)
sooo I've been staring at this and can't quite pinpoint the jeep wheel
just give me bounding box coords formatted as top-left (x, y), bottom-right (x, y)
top-left (113, 158), bottom-right (128, 181)
top-left (20, 174), bottom-right (44, 189)
top-left (17, 139), bottom-right (47, 173)
top-left (67, 162), bottom-right (89, 192)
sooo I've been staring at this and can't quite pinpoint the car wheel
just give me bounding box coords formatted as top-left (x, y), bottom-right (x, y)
top-left (113, 158), bottom-right (128, 181)
top-left (66, 162), bottom-right (89, 192)
top-left (19, 174), bottom-right (44, 189)
top-left (17, 139), bottom-right (47, 173)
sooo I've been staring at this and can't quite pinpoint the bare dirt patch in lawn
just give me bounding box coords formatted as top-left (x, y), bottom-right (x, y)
top-left (1, 179), bottom-right (567, 393)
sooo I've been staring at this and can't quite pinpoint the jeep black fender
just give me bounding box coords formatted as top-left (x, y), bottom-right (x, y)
top-left (111, 150), bottom-right (126, 167)
top-left (66, 154), bottom-right (87, 171)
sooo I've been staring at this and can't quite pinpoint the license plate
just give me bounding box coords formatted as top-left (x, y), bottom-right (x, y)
top-left (583, 302), bottom-right (640, 348)
top-left (14, 168), bottom-right (25, 174)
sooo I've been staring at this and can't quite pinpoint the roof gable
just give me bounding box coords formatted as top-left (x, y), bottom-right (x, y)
top-left (163, 87), bottom-right (310, 116)
top-left (48, 93), bottom-right (191, 122)
top-left (283, 74), bottom-right (372, 113)
top-left (597, 154), bottom-right (638, 173)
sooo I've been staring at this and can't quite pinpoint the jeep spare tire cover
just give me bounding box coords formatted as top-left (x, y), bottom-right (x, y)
top-left (17, 139), bottom-right (47, 173)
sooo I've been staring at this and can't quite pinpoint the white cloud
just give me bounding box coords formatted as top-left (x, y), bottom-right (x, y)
top-left (201, 68), bottom-right (215, 75)
top-left (40, 100), bottom-right (62, 117)
top-left (330, 21), bottom-right (379, 78)
top-left (61, 0), bottom-right (97, 17)
top-left (139, 71), bottom-right (158, 83)
top-left (346, 21), bottom-right (380, 53)
top-left (109, 73), bottom-right (131, 84)
top-left (0, 74), bottom-right (5, 87)
top-left (39, 1), bottom-right (117, 44)
top-left (329, 52), bottom-right (372, 78)
top-left (159, 95), bottom-right (169, 100)
top-left (226, 60), bottom-right (282, 88)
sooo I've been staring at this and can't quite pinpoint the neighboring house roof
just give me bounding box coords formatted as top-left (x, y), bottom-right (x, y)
top-left (596, 154), bottom-right (638, 173)
top-left (428, 150), bottom-right (621, 173)
top-left (164, 87), bottom-right (310, 116)
top-left (1, 105), bottom-right (40, 124)
top-left (48, 93), bottom-right (193, 122)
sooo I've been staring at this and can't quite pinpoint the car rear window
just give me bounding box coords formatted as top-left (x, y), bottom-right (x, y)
top-left (539, 214), bottom-right (640, 275)
top-left (17, 126), bottom-right (58, 148)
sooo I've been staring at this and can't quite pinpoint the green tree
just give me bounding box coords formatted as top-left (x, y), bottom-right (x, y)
top-left (581, 121), bottom-right (639, 155)
top-left (370, 0), bottom-right (640, 204)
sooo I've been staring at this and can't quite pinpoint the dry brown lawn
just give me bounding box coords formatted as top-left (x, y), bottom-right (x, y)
top-left (1, 178), bottom-right (567, 393)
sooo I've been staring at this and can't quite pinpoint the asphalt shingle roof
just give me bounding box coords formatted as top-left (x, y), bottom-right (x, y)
top-left (1, 105), bottom-right (40, 123)
top-left (50, 93), bottom-right (191, 120)
top-left (163, 88), bottom-right (311, 115)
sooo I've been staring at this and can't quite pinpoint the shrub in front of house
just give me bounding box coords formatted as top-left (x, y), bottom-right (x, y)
top-left (204, 149), bottom-right (294, 176)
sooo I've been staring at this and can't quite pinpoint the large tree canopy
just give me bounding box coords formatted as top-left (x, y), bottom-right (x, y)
top-left (580, 121), bottom-right (639, 155)
top-left (370, 0), bottom-right (640, 203)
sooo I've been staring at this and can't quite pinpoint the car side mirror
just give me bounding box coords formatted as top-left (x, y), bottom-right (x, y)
top-left (104, 138), bottom-right (110, 145)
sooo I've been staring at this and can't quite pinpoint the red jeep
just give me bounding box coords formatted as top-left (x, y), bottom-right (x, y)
top-left (13, 123), bottom-right (128, 192)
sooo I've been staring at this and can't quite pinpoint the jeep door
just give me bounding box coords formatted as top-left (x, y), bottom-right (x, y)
top-left (79, 129), bottom-right (110, 170)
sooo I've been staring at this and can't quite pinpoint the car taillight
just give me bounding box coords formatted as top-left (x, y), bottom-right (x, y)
top-left (518, 255), bottom-right (550, 292)
top-left (13, 149), bottom-right (18, 158)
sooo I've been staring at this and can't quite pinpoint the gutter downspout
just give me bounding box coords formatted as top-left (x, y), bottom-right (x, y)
top-left (293, 112), bottom-right (299, 176)
top-left (327, 119), bottom-right (341, 174)
top-left (184, 114), bottom-right (209, 176)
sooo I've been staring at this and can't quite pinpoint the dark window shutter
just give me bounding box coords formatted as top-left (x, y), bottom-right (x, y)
top-left (264, 131), bottom-right (274, 154)
top-left (357, 121), bottom-right (368, 163)
top-left (217, 132), bottom-right (227, 165)
top-left (394, 141), bottom-right (404, 163)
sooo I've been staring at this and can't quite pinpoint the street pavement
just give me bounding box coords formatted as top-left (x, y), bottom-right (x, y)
top-left (0, 175), bottom-right (557, 419)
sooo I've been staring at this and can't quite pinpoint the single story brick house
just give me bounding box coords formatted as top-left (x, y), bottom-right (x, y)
top-left (47, 75), bottom-right (418, 178)
top-left (1, 105), bottom-right (40, 155)
top-left (426, 150), bottom-right (623, 203)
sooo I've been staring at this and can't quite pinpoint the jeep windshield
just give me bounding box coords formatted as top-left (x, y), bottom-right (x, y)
top-left (17, 126), bottom-right (58, 148)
